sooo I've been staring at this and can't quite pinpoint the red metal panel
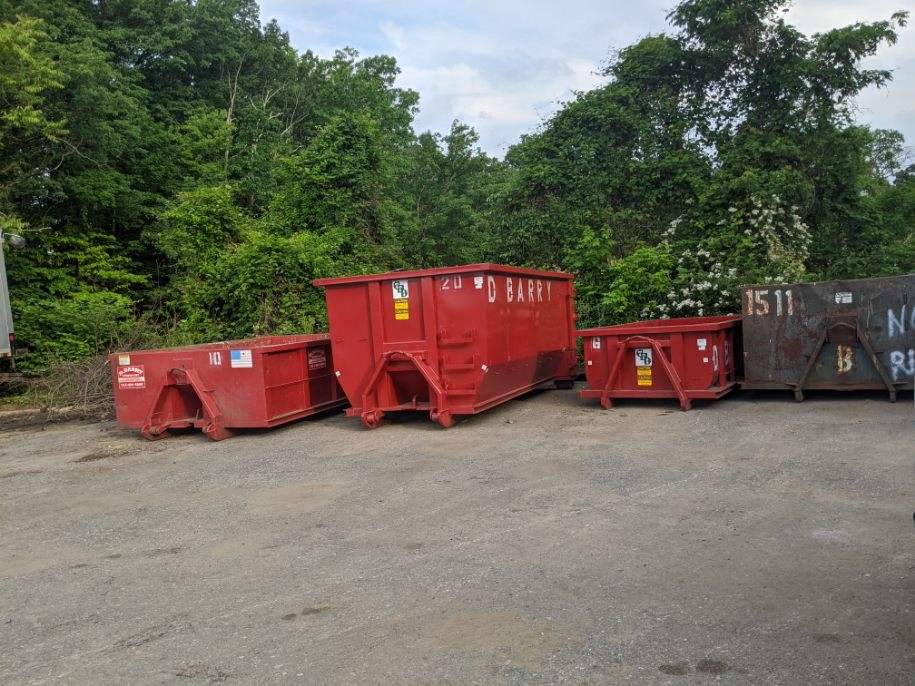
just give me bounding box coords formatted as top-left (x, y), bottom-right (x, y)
top-left (314, 263), bottom-right (578, 428)
top-left (579, 316), bottom-right (740, 411)
top-left (108, 334), bottom-right (347, 440)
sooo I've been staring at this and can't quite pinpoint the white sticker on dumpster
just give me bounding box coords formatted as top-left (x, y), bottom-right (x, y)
top-left (835, 292), bottom-right (853, 304)
top-left (634, 348), bottom-right (653, 367)
top-left (592, 337), bottom-right (601, 350)
top-left (117, 365), bottom-right (145, 389)
top-left (391, 280), bottom-right (409, 299)
top-left (230, 349), bottom-right (253, 368)
top-left (697, 338), bottom-right (707, 351)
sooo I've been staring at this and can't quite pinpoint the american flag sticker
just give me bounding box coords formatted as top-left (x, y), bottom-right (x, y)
top-left (230, 349), bottom-right (253, 368)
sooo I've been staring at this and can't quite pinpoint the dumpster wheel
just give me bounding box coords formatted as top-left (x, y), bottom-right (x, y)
top-left (361, 411), bottom-right (383, 429)
top-left (431, 410), bottom-right (454, 429)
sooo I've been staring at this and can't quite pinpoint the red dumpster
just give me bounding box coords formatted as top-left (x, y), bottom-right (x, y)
top-left (314, 263), bottom-right (578, 428)
top-left (108, 334), bottom-right (347, 440)
top-left (579, 316), bottom-right (740, 411)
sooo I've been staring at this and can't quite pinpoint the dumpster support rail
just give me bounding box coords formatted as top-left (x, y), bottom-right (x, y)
top-left (141, 367), bottom-right (233, 441)
top-left (600, 335), bottom-right (691, 411)
top-left (358, 350), bottom-right (453, 428)
top-left (790, 318), bottom-right (898, 402)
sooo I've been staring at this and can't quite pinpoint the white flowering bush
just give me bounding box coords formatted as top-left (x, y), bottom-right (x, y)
top-left (641, 192), bottom-right (811, 319)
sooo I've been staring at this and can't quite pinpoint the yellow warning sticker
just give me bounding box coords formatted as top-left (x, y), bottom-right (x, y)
top-left (394, 298), bottom-right (409, 320)
top-left (636, 367), bottom-right (653, 386)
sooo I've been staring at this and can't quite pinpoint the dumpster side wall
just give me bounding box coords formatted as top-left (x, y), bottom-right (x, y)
top-left (741, 275), bottom-right (915, 392)
top-left (321, 265), bottom-right (577, 422)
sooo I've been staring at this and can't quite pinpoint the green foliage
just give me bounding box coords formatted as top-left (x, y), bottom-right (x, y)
top-left (155, 185), bottom-right (246, 270)
top-left (0, 0), bottom-right (912, 377)
top-left (495, 0), bottom-right (910, 322)
top-left (600, 245), bottom-right (674, 324)
top-left (170, 229), bottom-right (368, 341)
top-left (15, 290), bottom-right (134, 365)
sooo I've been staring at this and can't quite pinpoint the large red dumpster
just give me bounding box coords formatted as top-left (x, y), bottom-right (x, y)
top-left (579, 316), bottom-right (740, 411)
top-left (109, 335), bottom-right (346, 440)
top-left (314, 263), bottom-right (578, 428)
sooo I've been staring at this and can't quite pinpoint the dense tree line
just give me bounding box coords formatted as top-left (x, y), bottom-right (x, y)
top-left (0, 0), bottom-right (912, 370)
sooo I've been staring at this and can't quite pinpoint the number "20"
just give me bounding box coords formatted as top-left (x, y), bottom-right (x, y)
top-left (441, 275), bottom-right (462, 290)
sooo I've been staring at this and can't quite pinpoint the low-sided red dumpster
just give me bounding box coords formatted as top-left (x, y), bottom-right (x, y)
top-left (579, 316), bottom-right (740, 411)
top-left (314, 263), bottom-right (578, 428)
top-left (109, 335), bottom-right (346, 440)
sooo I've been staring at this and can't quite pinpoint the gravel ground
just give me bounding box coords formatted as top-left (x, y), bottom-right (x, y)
top-left (0, 387), bottom-right (913, 684)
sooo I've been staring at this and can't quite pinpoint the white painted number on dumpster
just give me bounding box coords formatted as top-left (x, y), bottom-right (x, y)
top-left (634, 348), bottom-right (653, 367)
top-left (837, 344), bottom-right (854, 373)
top-left (209, 351), bottom-right (221, 366)
top-left (745, 288), bottom-right (794, 316)
top-left (440, 275), bottom-right (462, 290)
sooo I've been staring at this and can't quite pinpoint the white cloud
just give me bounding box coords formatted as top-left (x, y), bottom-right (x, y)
top-left (259, 0), bottom-right (915, 157)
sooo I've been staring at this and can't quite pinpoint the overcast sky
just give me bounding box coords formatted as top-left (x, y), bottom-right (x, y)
top-left (258, 0), bottom-right (914, 158)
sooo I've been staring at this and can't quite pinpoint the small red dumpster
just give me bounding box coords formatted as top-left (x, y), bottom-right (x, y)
top-left (314, 263), bottom-right (578, 428)
top-left (579, 316), bottom-right (740, 411)
top-left (109, 335), bottom-right (346, 440)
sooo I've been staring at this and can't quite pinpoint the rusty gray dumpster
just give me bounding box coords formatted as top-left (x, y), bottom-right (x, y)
top-left (741, 275), bottom-right (915, 401)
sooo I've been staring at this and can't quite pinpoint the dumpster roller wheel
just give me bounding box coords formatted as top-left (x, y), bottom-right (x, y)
top-left (431, 410), bottom-right (454, 428)
top-left (361, 410), bottom-right (383, 429)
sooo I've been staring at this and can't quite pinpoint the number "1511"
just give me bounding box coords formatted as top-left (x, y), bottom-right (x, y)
top-left (745, 288), bottom-right (794, 316)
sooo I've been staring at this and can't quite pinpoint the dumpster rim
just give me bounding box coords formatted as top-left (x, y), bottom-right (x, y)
top-left (313, 262), bottom-right (573, 287)
top-left (578, 315), bottom-right (741, 337)
top-left (108, 333), bottom-right (331, 358)
top-left (740, 273), bottom-right (915, 290)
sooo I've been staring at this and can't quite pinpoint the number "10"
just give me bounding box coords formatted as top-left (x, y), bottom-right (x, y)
top-left (745, 288), bottom-right (794, 316)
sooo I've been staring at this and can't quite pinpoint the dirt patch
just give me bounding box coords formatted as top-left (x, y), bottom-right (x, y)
top-left (0, 406), bottom-right (110, 433)
top-left (174, 663), bottom-right (232, 682)
top-left (71, 451), bottom-right (113, 463)
top-left (0, 467), bottom-right (44, 479)
top-left (144, 546), bottom-right (184, 557)
top-left (659, 662), bottom-right (690, 676)
top-left (243, 483), bottom-right (344, 516)
top-left (70, 446), bottom-right (136, 464)
top-left (419, 610), bottom-right (568, 672)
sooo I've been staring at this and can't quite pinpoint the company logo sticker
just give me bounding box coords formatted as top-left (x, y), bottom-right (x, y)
top-left (392, 279), bottom-right (410, 320)
top-left (634, 348), bottom-right (653, 367)
top-left (117, 365), bottom-right (146, 389)
top-left (391, 280), bottom-right (409, 299)
top-left (308, 349), bottom-right (327, 370)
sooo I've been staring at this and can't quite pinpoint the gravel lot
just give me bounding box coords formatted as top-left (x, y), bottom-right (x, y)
top-left (1, 388), bottom-right (913, 684)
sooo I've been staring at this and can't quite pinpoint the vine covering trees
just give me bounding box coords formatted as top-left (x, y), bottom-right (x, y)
top-left (0, 0), bottom-right (911, 369)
